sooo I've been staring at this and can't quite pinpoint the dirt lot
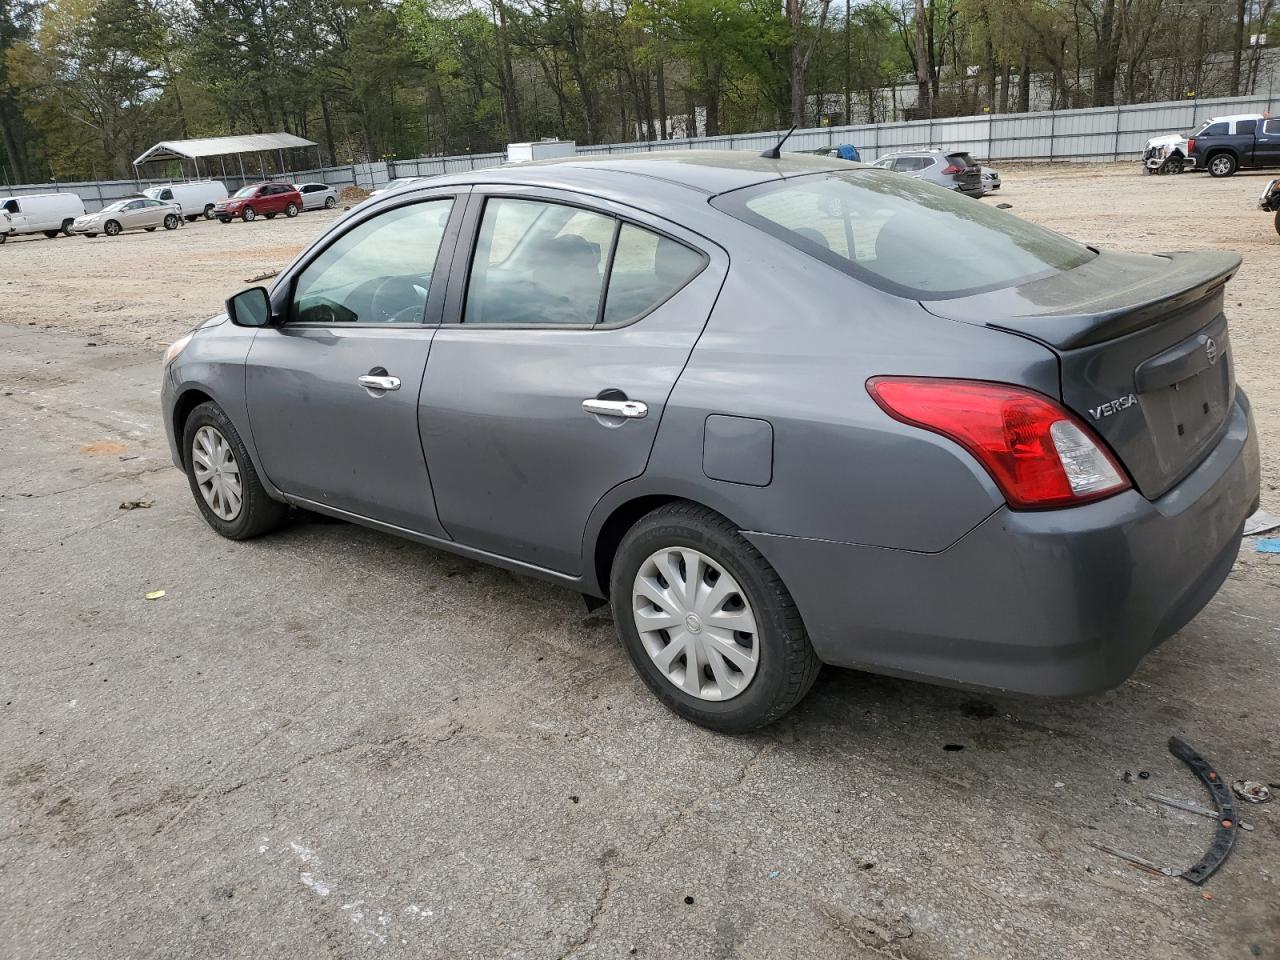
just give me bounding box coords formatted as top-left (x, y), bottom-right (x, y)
top-left (1, 165), bottom-right (1278, 959)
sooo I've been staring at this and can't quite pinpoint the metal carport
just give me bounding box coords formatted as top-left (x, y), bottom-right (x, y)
top-left (132, 132), bottom-right (320, 184)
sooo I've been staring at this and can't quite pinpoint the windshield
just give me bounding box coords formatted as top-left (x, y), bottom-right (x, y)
top-left (101, 200), bottom-right (130, 213)
top-left (712, 168), bottom-right (1094, 299)
top-left (233, 186), bottom-right (257, 198)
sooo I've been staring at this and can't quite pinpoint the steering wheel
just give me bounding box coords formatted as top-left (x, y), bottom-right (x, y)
top-left (369, 275), bottom-right (428, 323)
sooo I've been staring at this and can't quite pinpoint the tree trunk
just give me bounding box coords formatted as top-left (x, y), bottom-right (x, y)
top-left (914, 0), bottom-right (931, 115)
top-left (0, 102), bottom-right (27, 183)
top-left (1017, 51), bottom-right (1031, 112)
top-left (1230, 0), bottom-right (1247, 96)
top-left (319, 94), bottom-right (337, 165)
top-left (656, 58), bottom-right (668, 139)
top-left (1093, 0), bottom-right (1118, 106)
top-left (999, 64), bottom-right (1011, 113)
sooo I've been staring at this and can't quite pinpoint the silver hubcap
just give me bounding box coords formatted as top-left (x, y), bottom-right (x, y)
top-left (1212, 158), bottom-right (1230, 174)
top-left (191, 426), bottom-right (242, 521)
top-left (632, 547), bottom-right (759, 701)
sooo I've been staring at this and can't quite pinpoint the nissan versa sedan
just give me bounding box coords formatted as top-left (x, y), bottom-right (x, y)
top-left (161, 151), bottom-right (1259, 733)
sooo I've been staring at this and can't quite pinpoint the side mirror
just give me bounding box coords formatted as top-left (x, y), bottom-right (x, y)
top-left (226, 286), bottom-right (274, 327)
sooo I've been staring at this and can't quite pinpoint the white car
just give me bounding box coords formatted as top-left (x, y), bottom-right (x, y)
top-left (0, 192), bottom-right (86, 241)
top-left (1141, 133), bottom-right (1191, 174)
top-left (369, 177), bottom-right (424, 197)
top-left (295, 182), bottom-right (339, 210)
top-left (143, 181), bottom-right (228, 220)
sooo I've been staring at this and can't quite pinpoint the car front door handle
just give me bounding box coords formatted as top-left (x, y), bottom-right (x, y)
top-left (358, 374), bottom-right (401, 392)
top-left (582, 398), bottom-right (647, 419)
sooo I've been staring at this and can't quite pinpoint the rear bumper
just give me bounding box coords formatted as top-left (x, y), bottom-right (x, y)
top-left (748, 391), bottom-right (1260, 697)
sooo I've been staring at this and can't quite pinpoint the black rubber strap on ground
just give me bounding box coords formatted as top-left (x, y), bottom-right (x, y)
top-left (1168, 736), bottom-right (1237, 885)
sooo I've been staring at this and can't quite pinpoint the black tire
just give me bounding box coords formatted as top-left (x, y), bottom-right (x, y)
top-left (203, 204), bottom-right (215, 220)
top-left (163, 214), bottom-right (179, 230)
top-left (60, 218), bottom-right (74, 236)
top-left (84, 232), bottom-right (97, 238)
top-left (241, 206), bottom-right (256, 222)
top-left (264, 212), bottom-right (276, 219)
top-left (144, 226), bottom-right (157, 232)
top-left (182, 401), bottom-right (287, 540)
top-left (104, 220), bottom-right (121, 237)
top-left (218, 216), bottom-right (232, 224)
top-left (609, 502), bottom-right (821, 733)
top-left (43, 230), bottom-right (59, 238)
top-left (184, 215), bottom-right (197, 222)
top-left (285, 202), bottom-right (299, 218)
top-left (324, 196), bottom-right (336, 209)
top-left (1274, 210), bottom-right (1280, 237)
top-left (1207, 152), bottom-right (1237, 177)
top-left (0, 232), bottom-right (6, 243)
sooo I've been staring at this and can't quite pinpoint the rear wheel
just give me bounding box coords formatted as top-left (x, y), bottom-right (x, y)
top-left (104, 220), bottom-right (121, 237)
top-left (609, 502), bottom-right (821, 733)
top-left (241, 206), bottom-right (256, 222)
top-left (163, 214), bottom-right (179, 230)
top-left (1207, 153), bottom-right (1237, 177)
top-left (43, 230), bottom-right (59, 238)
top-left (324, 196), bottom-right (336, 209)
top-left (285, 202), bottom-right (299, 217)
top-left (182, 401), bottom-right (287, 540)
top-left (218, 216), bottom-right (232, 224)
top-left (60, 219), bottom-right (74, 236)
top-left (1274, 210), bottom-right (1279, 237)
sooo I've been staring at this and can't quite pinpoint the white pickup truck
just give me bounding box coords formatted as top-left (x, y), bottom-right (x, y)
top-left (1140, 133), bottom-right (1192, 174)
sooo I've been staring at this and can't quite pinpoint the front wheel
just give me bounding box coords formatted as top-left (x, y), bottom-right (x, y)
top-left (241, 206), bottom-right (256, 222)
top-left (203, 204), bottom-right (215, 220)
top-left (1208, 153), bottom-right (1237, 177)
top-left (104, 220), bottom-right (121, 237)
top-left (609, 502), bottom-right (821, 733)
top-left (285, 202), bottom-right (299, 218)
top-left (163, 214), bottom-right (179, 230)
top-left (182, 401), bottom-right (287, 540)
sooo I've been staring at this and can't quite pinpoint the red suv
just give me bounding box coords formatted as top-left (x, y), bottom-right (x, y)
top-left (214, 182), bottom-right (303, 223)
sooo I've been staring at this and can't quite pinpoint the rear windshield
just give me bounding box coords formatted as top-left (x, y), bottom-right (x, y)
top-left (712, 169), bottom-right (1093, 299)
top-left (947, 152), bottom-right (976, 168)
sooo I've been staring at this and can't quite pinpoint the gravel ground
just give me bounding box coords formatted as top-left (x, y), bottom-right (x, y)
top-left (1, 164), bottom-right (1278, 959)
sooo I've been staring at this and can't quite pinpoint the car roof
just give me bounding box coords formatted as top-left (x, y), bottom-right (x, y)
top-left (420, 150), bottom-right (851, 198)
top-left (1207, 113), bottom-right (1264, 123)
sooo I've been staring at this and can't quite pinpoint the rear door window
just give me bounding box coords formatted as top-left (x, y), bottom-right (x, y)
top-left (464, 198), bottom-right (613, 325)
top-left (1266, 119), bottom-right (1280, 135)
top-left (602, 224), bottom-right (706, 324)
top-left (714, 168), bottom-right (1093, 300)
top-left (1236, 119), bottom-right (1258, 135)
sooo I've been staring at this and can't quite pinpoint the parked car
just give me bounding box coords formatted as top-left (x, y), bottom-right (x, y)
top-left (981, 167), bottom-right (1002, 191)
top-left (870, 150), bottom-right (984, 195)
top-left (213, 182), bottom-right (303, 222)
top-left (295, 182), bottom-right (339, 210)
top-left (0, 192), bottom-right (85, 241)
top-left (1141, 133), bottom-right (1192, 174)
top-left (143, 181), bottom-right (227, 221)
top-left (1260, 177), bottom-right (1280, 236)
top-left (1188, 114), bottom-right (1280, 177)
top-left (71, 197), bottom-right (182, 237)
top-left (806, 144), bottom-right (861, 162)
top-left (162, 151), bottom-right (1259, 733)
top-left (369, 177), bottom-right (424, 197)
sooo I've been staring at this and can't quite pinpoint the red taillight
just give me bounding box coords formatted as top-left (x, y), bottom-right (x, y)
top-left (866, 377), bottom-right (1131, 510)
top-left (942, 164), bottom-right (964, 175)
top-left (1187, 137), bottom-right (1196, 154)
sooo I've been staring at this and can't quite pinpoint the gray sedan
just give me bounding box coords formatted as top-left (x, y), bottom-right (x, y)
top-left (161, 151), bottom-right (1258, 732)
top-left (295, 182), bottom-right (338, 210)
top-left (72, 198), bottom-right (182, 237)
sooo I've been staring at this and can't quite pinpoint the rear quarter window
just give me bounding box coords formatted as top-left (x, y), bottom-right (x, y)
top-left (713, 169), bottom-right (1094, 300)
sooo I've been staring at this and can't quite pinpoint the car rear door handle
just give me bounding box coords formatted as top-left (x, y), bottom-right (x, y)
top-left (358, 374), bottom-right (400, 392)
top-left (582, 398), bottom-right (647, 419)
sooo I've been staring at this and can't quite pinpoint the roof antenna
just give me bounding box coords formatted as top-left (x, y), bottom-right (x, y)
top-left (760, 125), bottom-right (798, 160)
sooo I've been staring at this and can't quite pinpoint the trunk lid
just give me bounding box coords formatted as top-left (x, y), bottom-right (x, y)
top-left (945, 152), bottom-right (982, 191)
top-left (922, 249), bottom-right (1241, 499)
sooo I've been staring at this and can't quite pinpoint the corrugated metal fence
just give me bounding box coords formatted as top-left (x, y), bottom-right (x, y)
top-left (4, 93), bottom-right (1276, 212)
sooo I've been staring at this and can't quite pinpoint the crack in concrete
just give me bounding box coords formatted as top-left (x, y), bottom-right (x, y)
top-left (558, 848), bottom-right (619, 960)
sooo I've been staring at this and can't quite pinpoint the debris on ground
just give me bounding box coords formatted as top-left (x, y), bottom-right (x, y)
top-left (119, 499), bottom-right (153, 511)
top-left (1231, 780), bottom-right (1272, 804)
top-left (144, 589), bottom-right (166, 600)
top-left (80, 440), bottom-right (127, 456)
top-left (1243, 508), bottom-right (1280, 536)
top-left (1149, 793), bottom-right (1254, 831)
top-left (996, 202), bottom-right (1013, 209)
top-left (244, 269), bottom-right (279, 283)
top-left (1255, 538), bottom-right (1280, 553)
